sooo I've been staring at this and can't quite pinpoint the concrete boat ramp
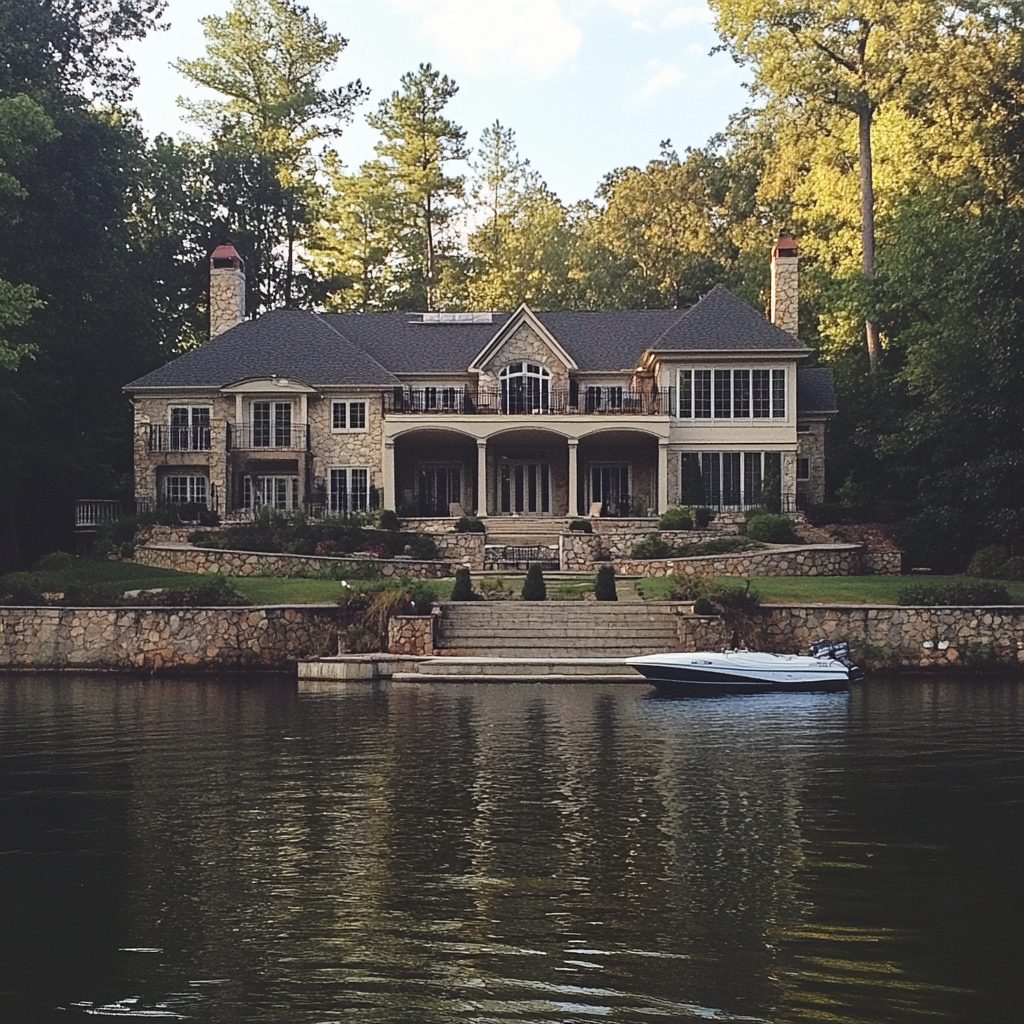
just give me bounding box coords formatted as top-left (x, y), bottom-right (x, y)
top-left (298, 654), bottom-right (645, 688)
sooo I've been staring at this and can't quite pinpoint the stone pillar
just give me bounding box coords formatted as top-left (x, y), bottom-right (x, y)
top-left (476, 440), bottom-right (488, 517)
top-left (383, 440), bottom-right (396, 512)
top-left (210, 244), bottom-right (245, 339)
top-left (567, 438), bottom-right (579, 517)
top-left (782, 451), bottom-right (798, 514)
top-left (770, 234), bottom-right (799, 339)
top-left (658, 441), bottom-right (669, 514)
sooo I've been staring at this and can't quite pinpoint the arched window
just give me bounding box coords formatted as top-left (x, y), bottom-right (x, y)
top-left (500, 361), bottom-right (550, 413)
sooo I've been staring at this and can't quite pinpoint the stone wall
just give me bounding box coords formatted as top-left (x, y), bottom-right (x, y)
top-left (135, 544), bottom-right (453, 579)
top-left (681, 605), bottom-right (1024, 670)
top-left (430, 532), bottom-right (486, 569)
top-left (615, 543), bottom-right (864, 578)
top-left (0, 605), bottom-right (339, 671)
top-left (387, 615), bottom-right (435, 656)
top-left (591, 519), bottom-right (738, 560)
top-left (559, 531), bottom-right (603, 571)
top-left (865, 550), bottom-right (902, 575)
top-left (400, 517), bottom-right (460, 534)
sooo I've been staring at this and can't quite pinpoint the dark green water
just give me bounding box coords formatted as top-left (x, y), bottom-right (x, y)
top-left (1, 675), bottom-right (1021, 1023)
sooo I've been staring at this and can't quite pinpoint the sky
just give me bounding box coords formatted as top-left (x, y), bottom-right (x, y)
top-left (121, 0), bottom-right (751, 204)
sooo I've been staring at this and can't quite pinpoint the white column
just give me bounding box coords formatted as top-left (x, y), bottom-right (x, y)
top-left (383, 440), bottom-right (396, 511)
top-left (567, 439), bottom-right (579, 517)
top-left (658, 441), bottom-right (670, 514)
top-left (476, 439), bottom-right (488, 517)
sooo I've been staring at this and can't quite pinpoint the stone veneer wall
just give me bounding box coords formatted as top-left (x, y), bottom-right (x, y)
top-left (0, 605), bottom-right (339, 671)
top-left (134, 544), bottom-right (453, 579)
top-left (559, 532), bottom-right (603, 571)
top-left (387, 615), bottom-right (435, 656)
top-left (682, 605), bottom-right (1024, 670)
top-left (591, 520), bottom-right (738, 561)
top-left (430, 533), bottom-right (485, 569)
top-left (866, 550), bottom-right (903, 575)
top-left (615, 543), bottom-right (865, 578)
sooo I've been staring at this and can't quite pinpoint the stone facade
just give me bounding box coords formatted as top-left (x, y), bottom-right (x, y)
top-left (306, 389), bottom-right (385, 507)
top-left (615, 543), bottom-right (865, 578)
top-left (559, 532), bottom-right (603, 571)
top-left (387, 615), bottom-right (435, 656)
top-left (134, 544), bottom-right (453, 579)
top-left (210, 264), bottom-right (245, 339)
top-left (770, 251), bottom-right (799, 338)
top-left (0, 605), bottom-right (339, 671)
top-left (797, 419), bottom-right (827, 506)
top-left (430, 532), bottom-right (486, 569)
top-left (477, 322), bottom-right (570, 393)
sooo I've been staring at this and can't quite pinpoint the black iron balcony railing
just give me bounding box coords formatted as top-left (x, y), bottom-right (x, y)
top-left (382, 388), bottom-right (669, 415)
top-left (147, 424), bottom-right (212, 452)
top-left (228, 422), bottom-right (309, 451)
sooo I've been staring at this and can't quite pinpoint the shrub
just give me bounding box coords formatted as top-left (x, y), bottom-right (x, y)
top-left (746, 513), bottom-right (797, 544)
top-left (693, 596), bottom-right (714, 615)
top-left (658, 507), bottom-right (693, 531)
top-left (521, 564), bottom-right (546, 601)
top-left (0, 572), bottom-right (47, 604)
top-left (454, 516), bottom-right (486, 533)
top-left (897, 580), bottom-right (1014, 606)
top-left (450, 567), bottom-right (476, 601)
top-left (127, 577), bottom-right (247, 607)
top-left (407, 579), bottom-right (440, 612)
top-left (568, 518), bottom-right (593, 533)
top-left (743, 506), bottom-right (769, 522)
top-left (594, 564), bottom-right (617, 601)
top-left (695, 507), bottom-right (712, 529)
top-left (630, 533), bottom-right (674, 559)
top-left (674, 538), bottom-right (758, 557)
top-left (968, 545), bottom-right (1012, 579)
top-left (33, 551), bottom-right (76, 572)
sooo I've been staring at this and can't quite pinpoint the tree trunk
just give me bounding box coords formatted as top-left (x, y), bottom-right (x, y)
top-left (858, 98), bottom-right (883, 370)
top-left (424, 194), bottom-right (435, 312)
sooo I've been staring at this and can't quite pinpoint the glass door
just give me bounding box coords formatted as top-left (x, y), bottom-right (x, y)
top-left (500, 462), bottom-right (550, 514)
top-left (418, 465), bottom-right (461, 516)
top-left (590, 464), bottom-right (630, 517)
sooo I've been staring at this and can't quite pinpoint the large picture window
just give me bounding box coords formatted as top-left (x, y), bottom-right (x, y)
top-left (681, 451), bottom-right (782, 509)
top-left (330, 467), bottom-right (369, 514)
top-left (500, 362), bottom-right (550, 413)
top-left (678, 368), bottom-right (786, 419)
top-left (165, 475), bottom-right (208, 505)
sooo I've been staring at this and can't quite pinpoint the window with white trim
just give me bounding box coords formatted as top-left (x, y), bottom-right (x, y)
top-left (165, 475), bottom-right (208, 505)
top-left (251, 400), bottom-right (293, 447)
top-left (330, 467), bottom-right (369, 514)
top-left (331, 400), bottom-right (367, 432)
top-left (677, 368), bottom-right (787, 419)
top-left (169, 406), bottom-right (211, 450)
top-left (500, 361), bottom-right (550, 413)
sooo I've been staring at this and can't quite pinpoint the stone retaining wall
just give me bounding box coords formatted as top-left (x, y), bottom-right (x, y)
top-left (387, 615), bottom-right (435, 656)
top-left (430, 532), bottom-right (485, 569)
top-left (559, 532), bottom-right (603, 571)
top-left (592, 521), bottom-right (731, 560)
top-left (615, 543), bottom-right (864, 579)
top-left (680, 604), bottom-right (1024, 670)
top-left (865, 550), bottom-right (902, 575)
top-left (0, 605), bottom-right (339, 671)
top-left (134, 544), bottom-right (453, 579)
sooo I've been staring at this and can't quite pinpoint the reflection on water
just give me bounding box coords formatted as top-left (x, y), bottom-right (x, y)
top-left (1, 676), bottom-right (1021, 1023)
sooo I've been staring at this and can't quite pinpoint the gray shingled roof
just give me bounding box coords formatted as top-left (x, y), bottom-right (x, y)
top-left (651, 285), bottom-right (810, 352)
top-left (125, 288), bottom-right (816, 390)
top-left (796, 368), bottom-right (838, 414)
top-left (125, 309), bottom-right (401, 389)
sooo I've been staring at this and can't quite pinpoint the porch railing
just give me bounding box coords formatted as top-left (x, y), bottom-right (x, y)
top-left (148, 424), bottom-right (212, 452)
top-left (228, 422), bottom-right (309, 451)
top-left (75, 499), bottom-right (121, 529)
top-left (382, 388), bottom-right (669, 416)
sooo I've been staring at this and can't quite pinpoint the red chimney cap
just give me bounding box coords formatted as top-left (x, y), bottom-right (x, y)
top-left (211, 244), bottom-right (243, 269)
top-left (772, 234), bottom-right (799, 257)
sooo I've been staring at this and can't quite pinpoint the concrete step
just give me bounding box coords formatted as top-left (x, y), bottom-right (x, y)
top-left (414, 657), bottom-right (635, 677)
top-left (437, 646), bottom-right (676, 658)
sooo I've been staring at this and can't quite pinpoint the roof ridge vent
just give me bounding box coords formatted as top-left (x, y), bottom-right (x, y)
top-left (411, 311), bottom-right (493, 324)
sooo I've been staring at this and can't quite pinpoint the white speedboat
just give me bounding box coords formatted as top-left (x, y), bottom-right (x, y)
top-left (627, 641), bottom-right (862, 696)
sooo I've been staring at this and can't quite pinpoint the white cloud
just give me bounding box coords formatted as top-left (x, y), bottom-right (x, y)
top-left (632, 19), bottom-right (656, 32)
top-left (637, 61), bottom-right (684, 99)
top-left (394, 0), bottom-right (583, 77)
top-left (662, 5), bottom-right (714, 29)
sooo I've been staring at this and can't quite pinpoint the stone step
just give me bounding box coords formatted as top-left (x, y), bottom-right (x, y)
top-left (437, 646), bottom-right (676, 658)
top-left (413, 657), bottom-right (636, 677)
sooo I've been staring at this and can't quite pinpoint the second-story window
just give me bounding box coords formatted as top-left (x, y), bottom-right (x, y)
top-left (252, 401), bottom-right (292, 447)
top-left (500, 361), bottom-right (550, 413)
top-left (169, 406), bottom-right (211, 450)
top-left (332, 400), bottom-right (367, 431)
top-left (678, 368), bottom-right (786, 419)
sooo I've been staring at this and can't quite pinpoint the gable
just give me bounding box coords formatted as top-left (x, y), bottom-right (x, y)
top-left (469, 304), bottom-right (578, 374)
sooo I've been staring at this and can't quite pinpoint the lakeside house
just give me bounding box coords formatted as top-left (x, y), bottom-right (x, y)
top-left (123, 237), bottom-right (835, 521)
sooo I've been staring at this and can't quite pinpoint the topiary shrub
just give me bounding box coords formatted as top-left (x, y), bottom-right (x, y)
top-left (746, 513), bottom-right (797, 544)
top-left (568, 518), bottom-right (593, 533)
top-left (450, 567), bottom-right (476, 601)
top-left (658, 506), bottom-right (693, 531)
top-left (521, 563), bottom-right (546, 601)
top-left (695, 507), bottom-right (712, 529)
top-left (692, 596), bottom-right (714, 616)
top-left (594, 564), bottom-right (617, 601)
top-left (630, 534), bottom-right (674, 559)
top-left (454, 515), bottom-right (486, 533)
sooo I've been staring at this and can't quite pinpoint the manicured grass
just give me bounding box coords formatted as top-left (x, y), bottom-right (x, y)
top-left (635, 574), bottom-right (1024, 604)
top-left (8, 558), bottom-right (211, 593)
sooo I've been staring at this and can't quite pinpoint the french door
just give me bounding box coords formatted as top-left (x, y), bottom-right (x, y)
top-left (418, 465), bottom-right (461, 516)
top-left (590, 463), bottom-right (630, 517)
top-left (244, 475), bottom-right (299, 511)
top-left (500, 461), bottom-right (550, 514)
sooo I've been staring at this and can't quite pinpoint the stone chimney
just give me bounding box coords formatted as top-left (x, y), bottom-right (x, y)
top-left (210, 243), bottom-right (245, 338)
top-left (770, 234), bottom-right (799, 338)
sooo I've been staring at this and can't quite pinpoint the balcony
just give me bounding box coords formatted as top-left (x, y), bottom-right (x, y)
top-left (147, 424), bottom-right (212, 452)
top-left (75, 499), bottom-right (121, 530)
top-left (382, 387), bottom-right (669, 416)
top-left (229, 422), bottom-right (309, 451)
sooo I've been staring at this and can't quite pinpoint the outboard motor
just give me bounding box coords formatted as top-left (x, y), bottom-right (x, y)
top-left (809, 639), bottom-right (864, 681)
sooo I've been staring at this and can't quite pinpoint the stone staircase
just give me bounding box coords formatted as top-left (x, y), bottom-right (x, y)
top-left (434, 601), bottom-right (684, 658)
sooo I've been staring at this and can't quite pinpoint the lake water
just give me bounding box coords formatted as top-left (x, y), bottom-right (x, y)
top-left (1, 674), bottom-right (1022, 1023)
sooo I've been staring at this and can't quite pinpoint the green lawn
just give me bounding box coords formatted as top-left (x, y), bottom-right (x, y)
top-left (9, 559), bottom-right (212, 593)
top-left (634, 574), bottom-right (1024, 604)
